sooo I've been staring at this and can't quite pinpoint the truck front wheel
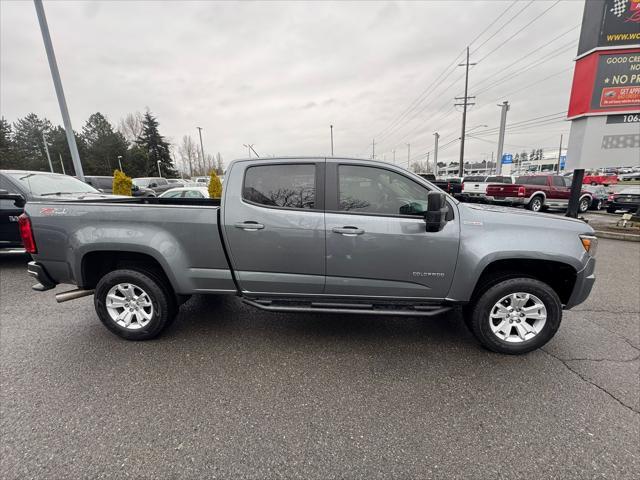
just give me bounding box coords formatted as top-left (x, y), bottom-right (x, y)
top-left (94, 269), bottom-right (176, 340)
top-left (466, 278), bottom-right (562, 354)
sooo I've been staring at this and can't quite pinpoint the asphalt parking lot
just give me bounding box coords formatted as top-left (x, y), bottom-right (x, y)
top-left (1, 239), bottom-right (639, 479)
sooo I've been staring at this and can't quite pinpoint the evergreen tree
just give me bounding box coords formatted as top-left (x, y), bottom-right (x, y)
top-left (12, 113), bottom-right (53, 171)
top-left (0, 118), bottom-right (18, 169)
top-left (82, 113), bottom-right (128, 175)
top-left (530, 149), bottom-right (537, 162)
top-left (136, 111), bottom-right (176, 177)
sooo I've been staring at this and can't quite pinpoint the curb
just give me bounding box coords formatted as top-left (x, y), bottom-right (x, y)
top-left (593, 230), bottom-right (640, 242)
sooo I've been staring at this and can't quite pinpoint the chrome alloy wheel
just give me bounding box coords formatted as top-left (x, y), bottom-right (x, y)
top-left (489, 292), bottom-right (547, 343)
top-left (105, 283), bottom-right (154, 330)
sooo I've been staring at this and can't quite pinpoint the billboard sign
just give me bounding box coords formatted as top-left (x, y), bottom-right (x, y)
top-left (501, 154), bottom-right (513, 165)
top-left (590, 52), bottom-right (640, 110)
top-left (577, 0), bottom-right (640, 56)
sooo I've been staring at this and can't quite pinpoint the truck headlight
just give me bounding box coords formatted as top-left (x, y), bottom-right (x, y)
top-left (580, 235), bottom-right (598, 257)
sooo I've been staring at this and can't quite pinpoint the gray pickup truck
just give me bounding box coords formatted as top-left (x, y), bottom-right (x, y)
top-left (19, 157), bottom-right (597, 354)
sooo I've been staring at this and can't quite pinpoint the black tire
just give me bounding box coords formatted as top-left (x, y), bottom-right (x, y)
top-left (465, 277), bottom-right (562, 355)
top-left (94, 268), bottom-right (176, 340)
top-left (526, 196), bottom-right (543, 212)
top-left (593, 200), bottom-right (602, 210)
top-left (606, 206), bottom-right (616, 214)
top-left (578, 197), bottom-right (590, 214)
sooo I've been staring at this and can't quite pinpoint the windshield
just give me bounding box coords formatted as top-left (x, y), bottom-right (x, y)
top-left (7, 173), bottom-right (99, 196)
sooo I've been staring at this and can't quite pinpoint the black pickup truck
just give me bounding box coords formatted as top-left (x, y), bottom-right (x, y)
top-left (418, 174), bottom-right (463, 198)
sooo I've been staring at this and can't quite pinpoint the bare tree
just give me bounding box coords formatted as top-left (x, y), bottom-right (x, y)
top-left (215, 152), bottom-right (224, 175)
top-left (179, 135), bottom-right (197, 177)
top-left (118, 112), bottom-right (143, 145)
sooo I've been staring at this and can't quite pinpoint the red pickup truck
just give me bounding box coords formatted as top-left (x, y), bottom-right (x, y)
top-left (486, 175), bottom-right (593, 213)
top-left (582, 172), bottom-right (618, 186)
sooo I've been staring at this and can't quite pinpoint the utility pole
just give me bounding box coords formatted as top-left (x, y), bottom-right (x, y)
top-left (495, 101), bottom-right (510, 174)
top-left (42, 132), bottom-right (53, 172)
top-left (243, 143), bottom-right (259, 158)
top-left (330, 125), bottom-right (334, 156)
top-left (34, 0), bottom-right (84, 181)
top-left (433, 132), bottom-right (440, 173)
top-left (455, 46), bottom-right (476, 178)
top-left (426, 152), bottom-right (430, 173)
top-left (372, 138), bottom-right (376, 159)
top-left (392, 149), bottom-right (396, 164)
top-left (557, 134), bottom-right (563, 174)
top-left (407, 143), bottom-right (410, 166)
top-left (58, 153), bottom-right (65, 175)
top-left (196, 127), bottom-right (206, 173)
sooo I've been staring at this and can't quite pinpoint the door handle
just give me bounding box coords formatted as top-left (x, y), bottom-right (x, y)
top-left (332, 226), bottom-right (364, 236)
top-left (234, 221), bottom-right (265, 231)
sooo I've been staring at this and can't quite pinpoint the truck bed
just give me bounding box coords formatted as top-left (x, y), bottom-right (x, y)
top-left (26, 198), bottom-right (234, 295)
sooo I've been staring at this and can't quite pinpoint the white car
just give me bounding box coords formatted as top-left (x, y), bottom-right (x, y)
top-left (158, 186), bottom-right (210, 199)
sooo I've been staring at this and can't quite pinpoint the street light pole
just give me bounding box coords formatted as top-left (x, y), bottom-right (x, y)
top-left (117, 155), bottom-right (123, 172)
top-left (196, 127), bottom-right (206, 173)
top-left (34, 0), bottom-right (84, 180)
top-left (157, 160), bottom-right (162, 177)
top-left (330, 125), bottom-right (334, 156)
top-left (407, 143), bottom-right (410, 166)
top-left (495, 101), bottom-right (510, 174)
top-left (433, 132), bottom-right (439, 173)
top-left (42, 132), bottom-right (54, 172)
top-left (58, 153), bottom-right (65, 175)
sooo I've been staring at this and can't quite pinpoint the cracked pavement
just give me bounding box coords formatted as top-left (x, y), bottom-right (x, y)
top-left (1, 239), bottom-right (639, 479)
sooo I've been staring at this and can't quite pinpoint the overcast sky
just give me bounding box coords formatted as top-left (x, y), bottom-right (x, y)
top-left (1, 0), bottom-right (583, 169)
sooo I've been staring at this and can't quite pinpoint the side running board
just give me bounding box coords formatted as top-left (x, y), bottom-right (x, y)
top-left (242, 298), bottom-right (452, 317)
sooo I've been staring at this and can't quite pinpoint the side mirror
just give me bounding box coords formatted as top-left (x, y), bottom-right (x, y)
top-left (132, 185), bottom-right (139, 192)
top-left (149, 183), bottom-right (158, 188)
top-left (424, 191), bottom-right (448, 232)
top-left (0, 189), bottom-right (26, 208)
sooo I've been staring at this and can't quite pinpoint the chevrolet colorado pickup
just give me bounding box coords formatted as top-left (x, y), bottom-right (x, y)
top-left (17, 157), bottom-right (597, 354)
top-left (486, 175), bottom-right (593, 213)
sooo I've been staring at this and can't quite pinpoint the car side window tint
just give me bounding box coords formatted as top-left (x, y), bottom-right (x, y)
top-left (338, 165), bottom-right (429, 216)
top-left (184, 190), bottom-right (204, 198)
top-left (552, 176), bottom-right (565, 187)
top-left (243, 164), bottom-right (315, 209)
top-left (164, 191), bottom-right (182, 198)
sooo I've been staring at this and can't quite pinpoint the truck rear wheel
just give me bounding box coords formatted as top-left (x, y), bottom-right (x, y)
top-left (578, 197), bottom-right (590, 213)
top-left (526, 196), bottom-right (543, 212)
top-left (466, 277), bottom-right (562, 354)
top-left (94, 268), bottom-right (176, 340)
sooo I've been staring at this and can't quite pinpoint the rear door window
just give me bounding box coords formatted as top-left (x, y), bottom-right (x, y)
top-left (243, 164), bottom-right (316, 209)
top-left (516, 176), bottom-right (547, 186)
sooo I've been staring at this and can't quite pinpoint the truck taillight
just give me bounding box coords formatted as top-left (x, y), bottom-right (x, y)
top-left (18, 214), bottom-right (37, 254)
top-left (517, 186), bottom-right (526, 197)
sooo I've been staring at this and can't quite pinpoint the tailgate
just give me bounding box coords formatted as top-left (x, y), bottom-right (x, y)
top-left (486, 184), bottom-right (520, 197)
top-left (463, 182), bottom-right (489, 194)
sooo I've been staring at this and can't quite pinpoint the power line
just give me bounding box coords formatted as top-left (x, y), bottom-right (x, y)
top-left (470, 0), bottom-right (535, 55)
top-left (474, 41), bottom-right (578, 95)
top-left (468, 0), bottom-right (520, 48)
top-left (474, 0), bottom-right (562, 64)
top-left (472, 25), bottom-right (578, 92)
top-left (368, 1), bottom-right (535, 152)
